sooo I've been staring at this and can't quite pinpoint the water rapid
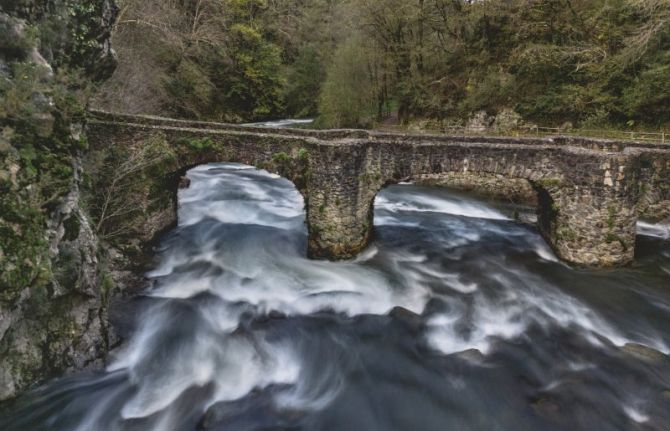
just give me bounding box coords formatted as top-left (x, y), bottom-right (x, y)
top-left (2, 163), bottom-right (670, 431)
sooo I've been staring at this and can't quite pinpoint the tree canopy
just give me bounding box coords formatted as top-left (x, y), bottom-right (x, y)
top-left (96, 0), bottom-right (670, 129)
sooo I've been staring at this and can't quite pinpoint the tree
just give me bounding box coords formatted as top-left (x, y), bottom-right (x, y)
top-left (318, 35), bottom-right (377, 128)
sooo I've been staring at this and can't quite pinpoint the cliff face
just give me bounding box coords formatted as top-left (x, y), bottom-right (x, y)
top-left (0, 0), bottom-right (119, 401)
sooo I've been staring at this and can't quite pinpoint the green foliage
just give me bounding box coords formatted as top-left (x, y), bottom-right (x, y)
top-left (311, 0), bottom-right (670, 129)
top-left (622, 52), bottom-right (670, 126)
top-left (297, 148), bottom-right (309, 161)
top-left (222, 23), bottom-right (285, 119)
top-left (0, 27), bottom-right (93, 296)
top-left (165, 60), bottom-right (216, 119)
top-left (284, 48), bottom-right (326, 118)
top-left (0, 62), bottom-right (50, 119)
top-left (66, 2), bottom-right (100, 59)
top-left (318, 36), bottom-right (377, 128)
top-left (165, 18), bottom-right (287, 121)
top-left (2, 5), bottom-right (115, 295)
top-left (272, 151), bottom-right (291, 163)
top-left (180, 137), bottom-right (215, 151)
top-left (100, 0), bottom-right (670, 129)
top-left (459, 70), bottom-right (516, 116)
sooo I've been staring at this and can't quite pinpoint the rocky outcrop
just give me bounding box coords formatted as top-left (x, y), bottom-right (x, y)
top-left (0, 0), bottom-right (118, 401)
top-left (1, 0), bottom-right (118, 80)
top-left (465, 109), bottom-right (534, 134)
top-left (0, 157), bottom-right (119, 400)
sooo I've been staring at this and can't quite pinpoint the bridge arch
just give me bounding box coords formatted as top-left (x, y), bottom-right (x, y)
top-left (85, 120), bottom-right (315, 253)
top-left (86, 112), bottom-right (670, 267)
top-left (305, 138), bottom-right (639, 267)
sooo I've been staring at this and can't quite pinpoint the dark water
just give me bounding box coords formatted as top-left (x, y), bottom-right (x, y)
top-left (2, 163), bottom-right (670, 431)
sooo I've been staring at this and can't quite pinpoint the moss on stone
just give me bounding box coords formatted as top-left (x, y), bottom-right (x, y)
top-left (297, 148), bottom-right (309, 161)
top-left (179, 137), bottom-right (215, 151)
top-left (605, 233), bottom-right (629, 251)
top-left (272, 151), bottom-right (291, 163)
top-left (0, 0), bottom-right (120, 402)
top-left (607, 205), bottom-right (618, 230)
top-left (535, 178), bottom-right (563, 189)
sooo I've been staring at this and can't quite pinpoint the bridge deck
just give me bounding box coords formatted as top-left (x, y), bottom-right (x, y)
top-left (88, 109), bottom-right (670, 153)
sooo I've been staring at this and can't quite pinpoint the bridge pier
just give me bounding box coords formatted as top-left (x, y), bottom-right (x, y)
top-left (305, 146), bottom-right (380, 260)
top-left (306, 180), bottom-right (638, 267)
top-left (304, 158), bottom-right (639, 267)
top-left (536, 185), bottom-right (637, 267)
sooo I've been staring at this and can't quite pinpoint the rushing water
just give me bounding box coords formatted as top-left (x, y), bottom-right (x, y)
top-left (2, 163), bottom-right (670, 431)
top-left (242, 119), bottom-right (315, 128)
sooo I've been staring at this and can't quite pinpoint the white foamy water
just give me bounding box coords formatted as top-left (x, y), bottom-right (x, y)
top-left (425, 267), bottom-right (667, 356)
top-left (638, 221), bottom-right (670, 239)
top-left (9, 163), bottom-right (668, 431)
top-left (375, 192), bottom-right (509, 221)
top-left (107, 164), bottom-right (669, 423)
top-left (178, 165), bottom-right (305, 229)
top-left (624, 405), bottom-right (650, 424)
top-left (242, 118), bottom-right (315, 128)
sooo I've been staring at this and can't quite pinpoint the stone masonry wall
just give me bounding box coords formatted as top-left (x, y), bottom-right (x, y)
top-left (86, 117), bottom-right (670, 269)
top-left (412, 173), bottom-right (538, 206)
top-left (85, 121), bottom-right (316, 247)
top-left (638, 150), bottom-right (670, 223)
top-left (359, 140), bottom-right (641, 267)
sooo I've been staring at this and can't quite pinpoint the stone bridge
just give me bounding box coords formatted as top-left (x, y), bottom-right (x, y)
top-left (86, 110), bottom-right (670, 268)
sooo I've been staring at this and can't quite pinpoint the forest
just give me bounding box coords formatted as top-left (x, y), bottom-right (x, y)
top-left (95, 0), bottom-right (670, 130)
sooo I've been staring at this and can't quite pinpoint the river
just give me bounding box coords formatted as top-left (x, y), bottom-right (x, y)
top-left (1, 162), bottom-right (670, 431)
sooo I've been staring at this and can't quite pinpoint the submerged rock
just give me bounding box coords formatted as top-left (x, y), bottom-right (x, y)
top-left (179, 175), bottom-right (192, 189)
top-left (455, 348), bottom-right (486, 363)
top-left (389, 306), bottom-right (423, 332)
top-left (622, 343), bottom-right (667, 362)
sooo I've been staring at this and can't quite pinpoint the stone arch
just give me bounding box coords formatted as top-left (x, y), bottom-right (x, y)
top-left (327, 171), bottom-right (548, 255)
top-left (143, 147), bottom-right (313, 257)
top-left (304, 140), bottom-right (638, 267)
top-left (87, 115), bottom-right (651, 267)
top-left (85, 121), bottom-right (314, 256)
top-left (168, 161), bottom-right (310, 240)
